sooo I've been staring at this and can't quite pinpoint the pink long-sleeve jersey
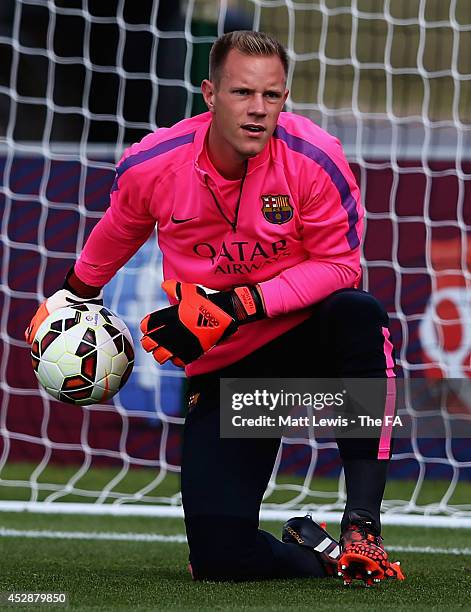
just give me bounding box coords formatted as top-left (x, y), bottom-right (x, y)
top-left (75, 111), bottom-right (364, 375)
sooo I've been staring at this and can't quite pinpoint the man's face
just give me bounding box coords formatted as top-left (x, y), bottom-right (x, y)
top-left (202, 49), bottom-right (289, 163)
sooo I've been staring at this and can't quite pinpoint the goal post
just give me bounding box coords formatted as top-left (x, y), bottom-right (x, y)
top-left (1, 0), bottom-right (470, 526)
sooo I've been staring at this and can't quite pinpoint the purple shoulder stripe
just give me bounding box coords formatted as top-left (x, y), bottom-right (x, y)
top-left (111, 131), bottom-right (196, 192)
top-left (273, 125), bottom-right (360, 249)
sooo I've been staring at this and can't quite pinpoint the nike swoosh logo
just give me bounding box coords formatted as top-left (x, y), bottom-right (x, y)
top-left (171, 214), bottom-right (198, 224)
top-left (101, 371), bottom-right (110, 403)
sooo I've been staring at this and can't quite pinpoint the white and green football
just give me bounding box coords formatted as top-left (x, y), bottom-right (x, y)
top-left (31, 303), bottom-right (134, 405)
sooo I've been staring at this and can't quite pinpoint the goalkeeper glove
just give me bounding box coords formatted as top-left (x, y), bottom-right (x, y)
top-left (140, 280), bottom-right (265, 367)
top-left (25, 267), bottom-right (103, 345)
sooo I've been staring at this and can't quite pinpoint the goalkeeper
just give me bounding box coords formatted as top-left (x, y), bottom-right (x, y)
top-left (26, 31), bottom-right (404, 585)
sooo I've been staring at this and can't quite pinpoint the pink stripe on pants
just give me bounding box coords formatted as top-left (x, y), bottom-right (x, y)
top-left (378, 327), bottom-right (396, 460)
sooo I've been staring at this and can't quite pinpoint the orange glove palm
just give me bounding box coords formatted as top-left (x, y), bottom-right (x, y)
top-left (140, 281), bottom-right (238, 367)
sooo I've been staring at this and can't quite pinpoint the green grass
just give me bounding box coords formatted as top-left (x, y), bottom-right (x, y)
top-left (0, 513), bottom-right (470, 611)
top-left (194, 2), bottom-right (471, 132)
top-left (1, 465), bottom-right (470, 610)
top-left (253, 0), bottom-right (471, 122)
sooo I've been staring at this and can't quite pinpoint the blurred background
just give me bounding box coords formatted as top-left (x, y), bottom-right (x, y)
top-left (3, 1), bottom-right (471, 145)
top-left (0, 0), bottom-right (470, 517)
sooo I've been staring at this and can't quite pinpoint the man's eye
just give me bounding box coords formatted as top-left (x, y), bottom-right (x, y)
top-left (265, 92), bottom-right (281, 99)
top-left (234, 90), bottom-right (249, 95)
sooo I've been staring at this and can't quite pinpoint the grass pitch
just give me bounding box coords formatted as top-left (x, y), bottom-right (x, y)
top-left (0, 512), bottom-right (469, 612)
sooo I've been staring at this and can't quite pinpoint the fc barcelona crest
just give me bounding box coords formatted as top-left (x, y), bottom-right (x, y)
top-left (261, 194), bottom-right (293, 225)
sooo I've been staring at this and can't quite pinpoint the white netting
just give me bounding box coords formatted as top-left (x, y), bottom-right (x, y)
top-left (0, 0), bottom-right (470, 523)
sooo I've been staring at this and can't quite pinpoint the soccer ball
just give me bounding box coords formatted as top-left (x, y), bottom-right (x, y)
top-left (31, 303), bottom-right (134, 405)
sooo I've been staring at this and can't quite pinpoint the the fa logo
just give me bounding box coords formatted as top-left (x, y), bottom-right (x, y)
top-left (85, 313), bottom-right (100, 327)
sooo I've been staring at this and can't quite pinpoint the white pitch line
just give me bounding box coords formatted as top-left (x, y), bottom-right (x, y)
top-left (0, 527), bottom-right (470, 556)
top-left (0, 527), bottom-right (187, 543)
top-left (387, 544), bottom-right (471, 556)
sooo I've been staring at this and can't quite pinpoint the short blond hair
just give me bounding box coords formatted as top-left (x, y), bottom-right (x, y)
top-left (209, 31), bottom-right (288, 85)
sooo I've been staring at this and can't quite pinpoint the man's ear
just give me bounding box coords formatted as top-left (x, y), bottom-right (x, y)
top-left (201, 79), bottom-right (215, 112)
top-left (282, 88), bottom-right (289, 108)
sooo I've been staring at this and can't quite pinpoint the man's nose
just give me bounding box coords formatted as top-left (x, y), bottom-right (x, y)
top-left (247, 94), bottom-right (267, 116)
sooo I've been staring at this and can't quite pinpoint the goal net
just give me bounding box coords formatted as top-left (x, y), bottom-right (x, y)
top-left (1, 0), bottom-right (470, 525)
